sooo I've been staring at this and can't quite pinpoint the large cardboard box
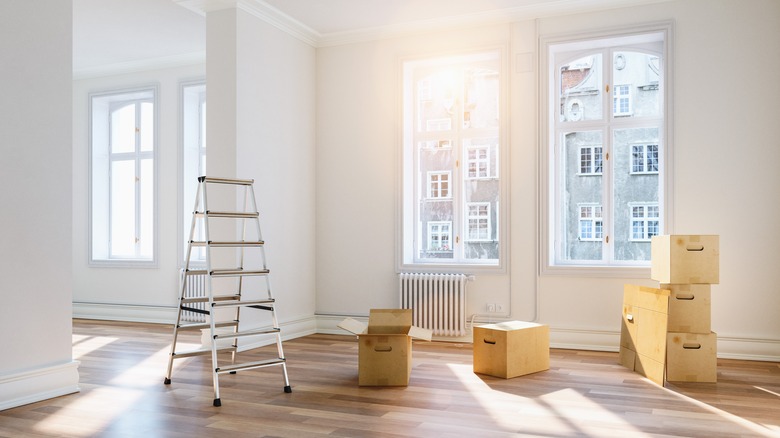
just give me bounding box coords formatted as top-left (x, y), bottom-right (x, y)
top-left (338, 309), bottom-right (432, 386)
top-left (661, 283), bottom-right (712, 334)
top-left (619, 284), bottom-right (670, 386)
top-left (666, 332), bottom-right (717, 382)
top-left (473, 321), bottom-right (549, 379)
top-left (651, 235), bottom-right (719, 284)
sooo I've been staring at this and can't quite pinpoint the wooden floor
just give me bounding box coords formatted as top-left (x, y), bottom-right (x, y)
top-left (1, 320), bottom-right (779, 437)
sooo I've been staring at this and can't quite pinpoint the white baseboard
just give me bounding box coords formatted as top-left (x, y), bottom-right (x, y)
top-left (70, 305), bottom-right (780, 362)
top-left (0, 361), bottom-right (80, 411)
top-left (73, 302), bottom-right (177, 324)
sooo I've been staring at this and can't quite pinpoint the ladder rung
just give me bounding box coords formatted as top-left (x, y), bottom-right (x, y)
top-left (211, 269), bottom-right (270, 277)
top-left (182, 295), bottom-right (241, 304)
top-left (213, 327), bottom-right (280, 340)
top-left (171, 345), bottom-right (237, 359)
top-left (212, 298), bottom-right (274, 308)
top-left (177, 321), bottom-right (238, 330)
top-left (194, 211), bottom-right (259, 219)
top-left (216, 358), bottom-right (286, 374)
top-left (190, 240), bottom-right (264, 247)
top-left (200, 176), bottom-right (254, 185)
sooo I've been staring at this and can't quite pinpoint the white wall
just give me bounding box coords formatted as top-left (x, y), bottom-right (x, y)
top-left (0, 0), bottom-right (79, 410)
top-left (72, 64), bottom-right (205, 322)
top-left (315, 0), bottom-right (780, 359)
top-left (71, 7), bottom-right (317, 337)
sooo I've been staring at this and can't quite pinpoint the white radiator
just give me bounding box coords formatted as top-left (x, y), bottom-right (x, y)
top-left (399, 273), bottom-right (468, 336)
top-left (180, 269), bottom-right (207, 323)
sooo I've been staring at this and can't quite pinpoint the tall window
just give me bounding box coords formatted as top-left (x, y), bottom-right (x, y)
top-left (90, 87), bottom-right (157, 264)
top-left (402, 50), bottom-right (504, 267)
top-left (181, 81), bottom-right (207, 265)
top-left (546, 26), bottom-right (669, 268)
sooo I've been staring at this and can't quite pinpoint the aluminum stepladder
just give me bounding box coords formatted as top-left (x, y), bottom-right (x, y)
top-left (164, 176), bottom-right (291, 407)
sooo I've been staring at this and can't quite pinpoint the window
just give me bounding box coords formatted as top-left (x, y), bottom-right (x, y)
top-left (90, 86), bottom-right (157, 265)
top-left (180, 81), bottom-right (207, 265)
top-left (579, 205), bottom-right (603, 241)
top-left (545, 25), bottom-right (670, 269)
top-left (427, 171), bottom-right (451, 199)
top-left (631, 144), bottom-right (658, 173)
top-left (402, 50), bottom-right (504, 268)
top-left (630, 204), bottom-right (659, 241)
top-left (579, 145), bottom-right (603, 175)
top-left (466, 202), bottom-right (491, 241)
top-left (427, 221), bottom-right (452, 252)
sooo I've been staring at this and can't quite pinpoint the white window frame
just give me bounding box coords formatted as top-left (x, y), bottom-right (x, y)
top-left (613, 84), bottom-right (632, 116)
top-left (89, 85), bottom-right (159, 267)
top-left (466, 202), bottom-right (491, 242)
top-left (578, 204), bottom-right (603, 241)
top-left (629, 203), bottom-right (659, 241)
top-left (540, 22), bottom-right (674, 277)
top-left (578, 145), bottom-right (603, 175)
top-left (400, 48), bottom-right (508, 273)
top-left (427, 171), bottom-right (451, 199)
top-left (631, 143), bottom-right (659, 174)
top-left (466, 145), bottom-right (491, 179)
top-left (179, 80), bottom-right (207, 267)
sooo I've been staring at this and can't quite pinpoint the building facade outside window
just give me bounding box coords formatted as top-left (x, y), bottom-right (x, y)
top-left (545, 26), bottom-right (670, 269)
top-left (90, 86), bottom-right (158, 265)
top-left (401, 50), bottom-right (505, 268)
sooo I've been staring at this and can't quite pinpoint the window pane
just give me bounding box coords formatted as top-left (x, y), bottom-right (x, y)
top-left (110, 104), bottom-right (136, 154)
top-left (463, 67), bottom-right (499, 129)
top-left (110, 160), bottom-right (135, 257)
top-left (563, 130), bottom-right (603, 261)
top-left (613, 127), bottom-right (660, 260)
top-left (560, 54), bottom-right (603, 122)
top-left (140, 101), bottom-right (154, 152)
top-left (612, 51), bottom-right (661, 119)
top-left (139, 159), bottom-right (153, 258)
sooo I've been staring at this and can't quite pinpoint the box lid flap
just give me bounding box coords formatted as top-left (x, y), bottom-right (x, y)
top-left (368, 309), bottom-right (412, 334)
top-left (407, 325), bottom-right (433, 341)
top-left (337, 317), bottom-right (367, 335)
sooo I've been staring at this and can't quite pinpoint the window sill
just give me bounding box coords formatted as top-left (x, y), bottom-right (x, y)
top-left (541, 263), bottom-right (650, 279)
top-left (89, 259), bottom-right (158, 269)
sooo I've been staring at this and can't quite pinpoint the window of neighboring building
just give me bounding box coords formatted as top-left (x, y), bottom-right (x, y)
top-left (180, 81), bottom-right (206, 266)
top-left (630, 204), bottom-right (659, 241)
top-left (543, 25), bottom-right (670, 270)
top-left (427, 171), bottom-right (451, 199)
top-left (90, 86), bottom-right (158, 265)
top-left (466, 202), bottom-right (491, 241)
top-left (631, 143), bottom-right (659, 173)
top-left (579, 145), bottom-right (603, 175)
top-left (401, 50), bottom-right (505, 268)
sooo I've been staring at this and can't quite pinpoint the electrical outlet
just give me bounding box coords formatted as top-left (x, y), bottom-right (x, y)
top-left (487, 303), bottom-right (496, 312)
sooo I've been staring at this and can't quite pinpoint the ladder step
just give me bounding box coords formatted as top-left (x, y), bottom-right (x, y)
top-left (216, 358), bottom-right (286, 374)
top-left (171, 345), bottom-right (236, 359)
top-left (212, 298), bottom-right (275, 308)
top-left (190, 240), bottom-right (264, 247)
top-left (213, 327), bottom-right (280, 340)
top-left (182, 295), bottom-right (241, 304)
top-left (211, 269), bottom-right (270, 277)
top-left (200, 176), bottom-right (254, 185)
top-left (177, 321), bottom-right (238, 330)
top-left (194, 211), bottom-right (259, 219)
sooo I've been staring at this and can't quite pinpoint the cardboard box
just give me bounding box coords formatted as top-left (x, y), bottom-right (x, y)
top-left (619, 284), bottom-right (670, 386)
top-left (651, 235), bottom-right (719, 284)
top-left (473, 321), bottom-right (549, 379)
top-left (661, 284), bottom-right (712, 334)
top-left (666, 332), bottom-right (717, 382)
top-left (338, 309), bottom-right (432, 386)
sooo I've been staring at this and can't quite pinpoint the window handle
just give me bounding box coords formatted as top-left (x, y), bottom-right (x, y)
top-left (605, 235), bottom-right (609, 243)
top-left (456, 236), bottom-right (460, 244)
top-left (605, 84), bottom-right (610, 93)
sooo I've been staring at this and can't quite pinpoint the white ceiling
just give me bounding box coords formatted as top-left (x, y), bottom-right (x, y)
top-left (72, 0), bottom-right (668, 76)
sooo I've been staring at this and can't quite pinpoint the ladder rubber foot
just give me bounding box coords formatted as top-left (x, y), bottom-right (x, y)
top-left (230, 371), bottom-right (237, 374)
top-left (284, 386), bottom-right (292, 393)
top-left (163, 378), bottom-right (171, 385)
top-left (213, 398), bottom-right (222, 407)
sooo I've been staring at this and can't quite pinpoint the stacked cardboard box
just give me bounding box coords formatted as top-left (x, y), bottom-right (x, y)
top-left (620, 235), bottom-right (720, 385)
top-left (651, 235), bottom-right (719, 383)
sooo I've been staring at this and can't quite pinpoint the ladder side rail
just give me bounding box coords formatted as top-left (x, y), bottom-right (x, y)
top-left (201, 179), bottom-right (223, 404)
top-left (165, 180), bottom-right (206, 383)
